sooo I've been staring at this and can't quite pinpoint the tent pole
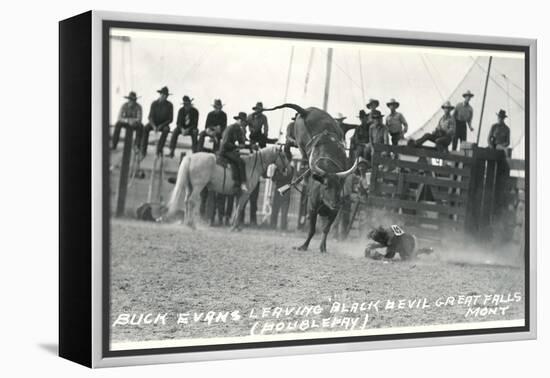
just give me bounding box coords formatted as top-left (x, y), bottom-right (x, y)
top-left (476, 56), bottom-right (493, 145)
top-left (322, 48), bottom-right (333, 111)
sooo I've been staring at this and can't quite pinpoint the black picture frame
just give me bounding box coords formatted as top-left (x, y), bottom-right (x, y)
top-left (59, 10), bottom-right (536, 368)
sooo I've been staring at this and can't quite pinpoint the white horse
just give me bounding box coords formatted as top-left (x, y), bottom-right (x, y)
top-left (165, 145), bottom-right (289, 229)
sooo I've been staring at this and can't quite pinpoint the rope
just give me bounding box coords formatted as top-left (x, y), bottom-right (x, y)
top-left (420, 53), bottom-right (445, 101)
top-left (411, 57), bottom-right (479, 138)
top-left (470, 57), bottom-right (524, 110)
top-left (358, 50), bottom-right (366, 105)
top-left (303, 47), bottom-right (315, 100)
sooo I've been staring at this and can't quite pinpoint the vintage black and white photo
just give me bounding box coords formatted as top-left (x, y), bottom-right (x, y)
top-left (106, 22), bottom-right (528, 353)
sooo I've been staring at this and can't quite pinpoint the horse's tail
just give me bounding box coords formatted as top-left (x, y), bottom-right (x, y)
top-left (262, 103), bottom-right (308, 118)
top-left (166, 155), bottom-right (192, 218)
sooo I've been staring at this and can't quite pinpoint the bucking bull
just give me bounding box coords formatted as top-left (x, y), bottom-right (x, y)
top-left (263, 103), bottom-right (358, 253)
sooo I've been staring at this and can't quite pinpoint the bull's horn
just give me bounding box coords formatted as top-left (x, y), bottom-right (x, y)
top-left (335, 158), bottom-right (359, 178)
top-left (309, 152), bottom-right (325, 176)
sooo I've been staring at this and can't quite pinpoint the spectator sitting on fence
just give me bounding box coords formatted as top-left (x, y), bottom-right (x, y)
top-left (412, 101), bottom-right (456, 152)
top-left (111, 91), bottom-right (143, 151)
top-left (385, 98), bottom-right (408, 146)
top-left (364, 225), bottom-right (434, 261)
top-left (141, 86), bottom-right (174, 157)
top-left (488, 109), bottom-right (511, 150)
top-left (198, 99), bottom-right (227, 153)
top-left (247, 102), bottom-right (269, 148)
top-left (168, 95), bottom-right (199, 157)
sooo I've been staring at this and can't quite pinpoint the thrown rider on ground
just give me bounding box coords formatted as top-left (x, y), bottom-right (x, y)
top-left (365, 225), bottom-right (434, 261)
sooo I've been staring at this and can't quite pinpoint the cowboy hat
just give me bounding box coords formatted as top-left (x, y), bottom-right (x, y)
top-left (252, 102), bottom-right (264, 111)
top-left (496, 109), bottom-right (508, 118)
top-left (124, 91), bottom-right (139, 100)
top-left (386, 98), bottom-right (400, 108)
top-left (334, 112), bottom-right (347, 120)
top-left (212, 99), bottom-right (224, 108)
top-left (370, 110), bottom-right (384, 119)
top-left (182, 95), bottom-right (194, 104)
top-left (366, 98), bottom-right (380, 109)
top-left (233, 112), bottom-right (248, 121)
top-left (441, 101), bottom-right (455, 110)
top-left (462, 90), bottom-right (475, 98)
top-left (157, 86), bottom-right (171, 96)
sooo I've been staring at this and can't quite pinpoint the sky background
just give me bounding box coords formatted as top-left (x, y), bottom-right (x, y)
top-left (110, 28), bottom-right (526, 158)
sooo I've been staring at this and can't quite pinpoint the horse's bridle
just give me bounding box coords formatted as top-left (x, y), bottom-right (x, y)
top-left (249, 146), bottom-right (288, 178)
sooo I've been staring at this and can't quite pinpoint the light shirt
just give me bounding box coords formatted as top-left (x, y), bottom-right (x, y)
top-left (453, 102), bottom-right (474, 124)
top-left (385, 112), bottom-right (408, 134)
top-left (436, 114), bottom-right (456, 137)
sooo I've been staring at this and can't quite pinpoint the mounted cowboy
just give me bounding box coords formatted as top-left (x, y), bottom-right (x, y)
top-left (220, 112), bottom-right (249, 193)
top-left (262, 103), bottom-right (358, 252)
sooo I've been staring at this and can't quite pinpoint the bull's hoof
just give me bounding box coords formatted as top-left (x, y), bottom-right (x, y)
top-left (320, 248), bottom-right (327, 253)
top-left (294, 245), bottom-right (308, 251)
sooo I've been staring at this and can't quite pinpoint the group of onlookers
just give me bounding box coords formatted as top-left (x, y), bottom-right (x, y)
top-left (112, 86), bottom-right (512, 230)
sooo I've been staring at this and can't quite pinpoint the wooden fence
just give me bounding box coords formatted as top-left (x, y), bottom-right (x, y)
top-left (366, 143), bottom-right (526, 244)
top-left (366, 144), bottom-right (474, 243)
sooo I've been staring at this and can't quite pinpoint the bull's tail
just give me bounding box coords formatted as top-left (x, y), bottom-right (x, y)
top-left (166, 155), bottom-right (192, 219)
top-left (262, 103), bottom-right (308, 118)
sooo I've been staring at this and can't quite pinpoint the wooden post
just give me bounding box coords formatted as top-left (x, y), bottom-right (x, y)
top-left (476, 56), bottom-right (493, 145)
top-left (116, 127), bottom-right (134, 217)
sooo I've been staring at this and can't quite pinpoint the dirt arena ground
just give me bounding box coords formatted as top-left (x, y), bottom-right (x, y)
top-left (110, 219), bottom-right (525, 344)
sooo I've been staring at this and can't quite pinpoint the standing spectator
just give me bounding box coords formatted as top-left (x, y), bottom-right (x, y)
top-left (452, 90), bottom-right (475, 150)
top-left (246, 101), bottom-right (269, 226)
top-left (350, 110), bottom-right (370, 160)
top-left (141, 86), bottom-right (174, 157)
top-left (284, 114), bottom-right (298, 161)
top-left (365, 98), bottom-right (380, 126)
top-left (488, 110), bottom-right (511, 150)
top-left (385, 98), bottom-right (408, 145)
top-left (414, 101), bottom-right (456, 152)
top-left (111, 91), bottom-right (143, 150)
top-left (334, 171), bottom-right (357, 241)
top-left (368, 110), bottom-right (389, 147)
top-left (168, 95), bottom-right (199, 157)
top-left (197, 99), bottom-right (227, 223)
top-left (270, 164), bottom-right (295, 231)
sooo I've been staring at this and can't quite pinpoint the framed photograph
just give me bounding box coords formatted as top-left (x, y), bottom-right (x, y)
top-left (59, 10), bottom-right (537, 368)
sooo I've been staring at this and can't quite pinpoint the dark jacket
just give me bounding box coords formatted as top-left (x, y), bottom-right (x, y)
top-left (353, 122), bottom-right (370, 144)
top-left (220, 122), bottom-right (246, 154)
top-left (176, 106), bottom-right (199, 130)
top-left (272, 165), bottom-right (294, 189)
top-left (205, 110), bottom-right (227, 132)
top-left (148, 99), bottom-right (173, 128)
